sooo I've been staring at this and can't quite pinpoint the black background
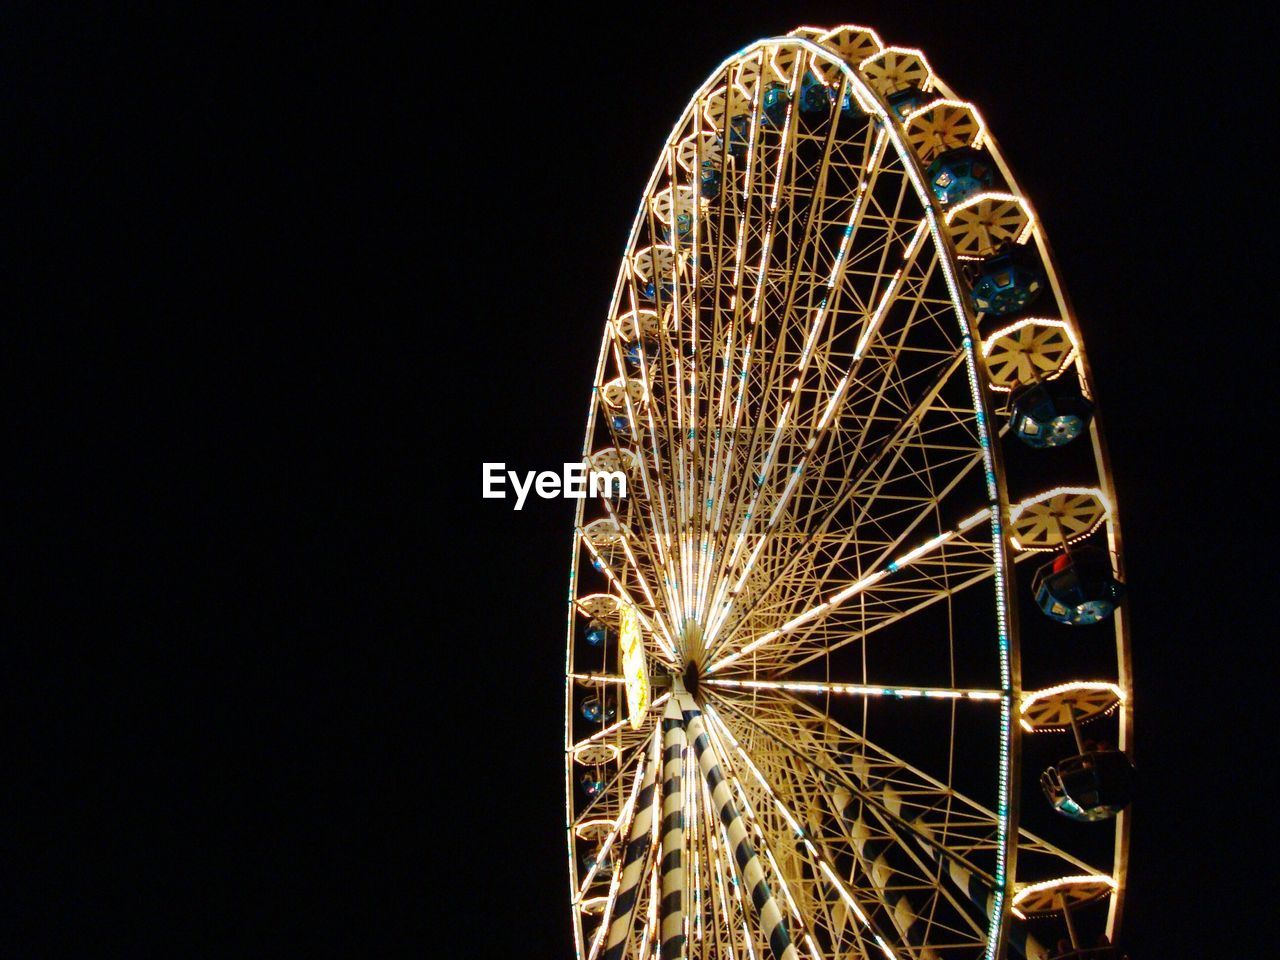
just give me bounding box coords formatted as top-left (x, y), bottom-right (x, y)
top-left (8, 2), bottom-right (1274, 957)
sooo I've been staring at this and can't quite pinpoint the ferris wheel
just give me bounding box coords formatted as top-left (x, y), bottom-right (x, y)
top-left (564, 25), bottom-right (1133, 960)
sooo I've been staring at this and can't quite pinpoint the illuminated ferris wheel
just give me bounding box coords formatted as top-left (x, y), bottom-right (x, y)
top-left (564, 25), bottom-right (1133, 960)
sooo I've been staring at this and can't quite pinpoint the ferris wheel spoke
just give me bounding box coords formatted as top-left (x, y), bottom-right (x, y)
top-left (708, 690), bottom-right (996, 881)
top-left (572, 692), bottom-right (673, 753)
top-left (705, 700), bottom-right (1000, 951)
top-left (573, 702), bottom-right (668, 825)
top-left (764, 217), bottom-right (969, 515)
top-left (578, 518), bottom-right (680, 662)
top-left (699, 72), bottom-right (809, 597)
top-left (601, 320), bottom-right (684, 622)
top-left (758, 547), bottom-right (1039, 680)
top-left (707, 693), bottom-right (1010, 954)
top-left (699, 701), bottom-right (906, 957)
top-left (744, 688), bottom-right (1098, 876)
top-left (663, 56), bottom-right (789, 630)
top-left (701, 67), bottom-right (819, 477)
top-left (705, 677), bottom-right (1001, 702)
top-left (708, 123), bottom-right (890, 577)
top-left (689, 697), bottom-right (820, 957)
top-left (724, 336), bottom-right (976, 659)
top-left (581, 732), bottom-right (654, 904)
top-left (729, 450), bottom-right (993, 676)
top-left (578, 525), bottom-right (676, 663)
top-left (696, 701), bottom-right (857, 960)
top-left (646, 212), bottom-right (698, 629)
top-left (694, 754), bottom-right (758, 960)
top-left (676, 693), bottom-right (803, 960)
top-left (617, 321), bottom-right (690, 624)
top-left (709, 424), bottom-right (990, 674)
top-left (705, 130), bottom-right (904, 639)
top-left (704, 344), bottom-right (971, 662)
top-left (676, 119), bottom-right (746, 635)
top-left (575, 729), bottom-right (660, 959)
top-left (708, 505), bottom-right (990, 673)
top-left (696, 61), bottom-right (859, 627)
top-left (705, 234), bottom-right (968, 660)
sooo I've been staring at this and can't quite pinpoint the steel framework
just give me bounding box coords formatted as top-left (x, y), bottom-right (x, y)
top-left (564, 25), bottom-right (1131, 960)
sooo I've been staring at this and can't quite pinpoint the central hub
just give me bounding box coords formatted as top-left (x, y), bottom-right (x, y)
top-left (680, 620), bottom-right (705, 698)
top-left (682, 658), bottom-right (701, 698)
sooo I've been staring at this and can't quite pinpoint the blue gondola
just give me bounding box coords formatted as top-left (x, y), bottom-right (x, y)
top-left (663, 211), bottom-right (694, 243)
top-left (699, 160), bottom-right (721, 199)
top-left (1032, 549), bottom-right (1124, 625)
top-left (1010, 378), bottom-right (1095, 448)
top-left (1041, 750), bottom-right (1134, 821)
top-left (799, 74), bottom-right (832, 114)
top-left (581, 696), bottom-right (616, 723)
top-left (726, 114), bottom-right (750, 160)
top-left (926, 146), bottom-right (994, 207)
top-left (885, 85), bottom-right (928, 119)
top-left (762, 81), bottom-right (790, 125)
top-left (585, 618), bottom-right (609, 646)
top-left (583, 849), bottom-right (615, 878)
top-left (968, 244), bottom-right (1046, 317)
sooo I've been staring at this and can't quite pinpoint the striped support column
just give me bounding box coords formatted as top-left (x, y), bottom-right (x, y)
top-left (678, 694), bottom-right (799, 960)
top-left (832, 771), bottom-right (1049, 960)
top-left (602, 731), bottom-right (662, 960)
top-left (831, 781), bottom-right (939, 959)
top-left (912, 823), bottom-right (1048, 960)
top-left (659, 697), bottom-right (688, 959)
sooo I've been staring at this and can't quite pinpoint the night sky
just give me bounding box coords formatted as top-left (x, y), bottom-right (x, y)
top-left (10, 3), bottom-right (1272, 958)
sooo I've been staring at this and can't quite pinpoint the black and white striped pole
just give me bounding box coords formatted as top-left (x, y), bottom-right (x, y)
top-left (601, 729), bottom-right (662, 960)
top-left (678, 692), bottom-right (800, 960)
top-left (658, 697), bottom-right (688, 958)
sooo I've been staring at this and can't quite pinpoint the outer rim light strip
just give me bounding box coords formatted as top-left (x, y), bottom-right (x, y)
top-left (787, 35), bottom-right (1019, 960)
